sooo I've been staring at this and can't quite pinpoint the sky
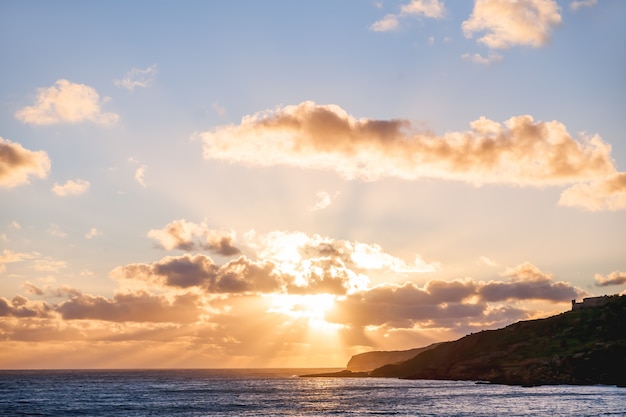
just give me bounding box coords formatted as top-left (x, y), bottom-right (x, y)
top-left (1, 0), bottom-right (625, 369)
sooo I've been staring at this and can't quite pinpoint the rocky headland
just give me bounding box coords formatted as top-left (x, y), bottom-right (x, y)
top-left (303, 295), bottom-right (626, 386)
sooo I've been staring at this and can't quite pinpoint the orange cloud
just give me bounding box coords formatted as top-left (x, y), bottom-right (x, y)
top-left (559, 173), bottom-right (626, 211)
top-left (462, 0), bottom-right (561, 49)
top-left (594, 271), bottom-right (626, 287)
top-left (15, 79), bottom-right (119, 125)
top-left (0, 137), bottom-right (50, 188)
top-left (57, 291), bottom-right (202, 323)
top-left (199, 101), bottom-right (615, 186)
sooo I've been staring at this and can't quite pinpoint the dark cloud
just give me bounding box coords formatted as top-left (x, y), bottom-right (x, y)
top-left (0, 296), bottom-right (53, 318)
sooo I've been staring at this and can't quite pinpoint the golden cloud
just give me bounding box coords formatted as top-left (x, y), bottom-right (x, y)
top-left (559, 173), bottom-right (626, 211)
top-left (199, 101), bottom-right (615, 186)
top-left (0, 137), bottom-right (50, 188)
top-left (15, 79), bottom-right (119, 125)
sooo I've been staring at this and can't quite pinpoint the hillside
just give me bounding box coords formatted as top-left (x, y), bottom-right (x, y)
top-left (346, 343), bottom-right (441, 372)
top-left (369, 295), bottom-right (626, 386)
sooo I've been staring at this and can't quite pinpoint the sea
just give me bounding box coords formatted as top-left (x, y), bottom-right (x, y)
top-left (0, 369), bottom-right (624, 416)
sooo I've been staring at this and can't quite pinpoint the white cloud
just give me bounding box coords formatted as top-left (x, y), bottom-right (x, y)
top-left (462, 0), bottom-right (562, 49)
top-left (114, 64), bottom-right (158, 91)
top-left (370, 0), bottom-right (444, 32)
top-left (51, 179), bottom-right (90, 196)
top-left (15, 79), bottom-right (119, 126)
top-left (400, 0), bottom-right (445, 18)
top-left (462, 52), bottom-right (503, 64)
top-left (370, 14), bottom-right (400, 32)
top-left (0, 137), bottom-right (50, 188)
top-left (212, 102), bottom-right (227, 118)
top-left (570, 0), bottom-right (597, 11)
top-left (135, 165), bottom-right (148, 187)
top-left (477, 256), bottom-right (498, 267)
top-left (312, 191), bottom-right (333, 211)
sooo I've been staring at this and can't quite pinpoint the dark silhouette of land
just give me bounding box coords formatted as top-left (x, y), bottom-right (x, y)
top-left (303, 295), bottom-right (626, 386)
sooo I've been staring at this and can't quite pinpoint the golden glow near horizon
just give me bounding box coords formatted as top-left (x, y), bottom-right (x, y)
top-left (1, 0), bottom-right (625, 369)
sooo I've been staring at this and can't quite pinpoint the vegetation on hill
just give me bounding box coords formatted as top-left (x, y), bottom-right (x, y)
top-left (369, 295), bottom-right (626, 386)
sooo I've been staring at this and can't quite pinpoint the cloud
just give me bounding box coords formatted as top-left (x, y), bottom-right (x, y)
top-left (47, 224), bottom-right (67, 238)
top-left (51, 179), bottom-right (90, 196)
top-left (112, 254), bottom-right (285, 294)
top-left (558, 173), bottom-right (626, 211)
top-left (461, 52), bottom-right (503, 65)
top-left (9, 221), bottom-right (21, 230)
top-left (114, 64), bottom-right (158, 91)
top-left (15, 79), bottom-right (119, 126)
top-left (0, 137), bottom-right (51, 188)
top-left (85, 228), bottom-right (101, 239)
top-left (370, 0), bottom-right (445, 32)
top-left (477, 256), bottom-right (498, 267)
top-left (135, 165), bottom-right (148, 187)
top-left (400, 0), bottom-right (445, 18)
top-left (312, 191), bottom-right (332, 211)
top-left (33, 259), bottom-right (67, 272)
top-left (148, 220), bottom-right (241, 256)
top-left (0, 249), bottom-right (34, 273)
top-left (570, 0), bottom-right (597, 11)
top-left (595, 271), bottom-right (626, 287)
top-left (328, 262), bottom-right (583, 328)
top-left (370, 14), bottom-right (399, 32)
top-left (57, 291), bottom-right (202, 323)
top-left (118, 229), bottom-right (437, 296)
top-left (254, 230), bottom-right (438, 275)
top-left (0, 296), bottom-right (53, 318)
top-left (462, 0), bottom-right (562, 49)
top-left (478, 262), bottom-right (583, 302)
top-left (198, 101), bottom-right (616, 187)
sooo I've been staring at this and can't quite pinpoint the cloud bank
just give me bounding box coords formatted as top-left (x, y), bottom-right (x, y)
top-left (15, 79), bottom-right (119, 126)
top-left (198, 101), bottom-right (623, 209)
top-left (0, 137), bottom-right (50, 188)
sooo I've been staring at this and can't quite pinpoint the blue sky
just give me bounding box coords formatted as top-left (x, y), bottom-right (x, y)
top-left (1, 0), bottom-right (625, 368)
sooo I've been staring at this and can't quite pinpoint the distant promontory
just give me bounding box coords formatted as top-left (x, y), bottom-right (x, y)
top-left (303, 295), bottom-right (626, 387)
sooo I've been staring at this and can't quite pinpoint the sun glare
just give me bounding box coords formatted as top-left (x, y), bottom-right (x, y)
top-left (267, 294), bottom-right (338, 329)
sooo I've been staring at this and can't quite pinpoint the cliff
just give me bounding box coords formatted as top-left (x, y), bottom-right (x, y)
top-left (346, 343), bottom-right (441, 372)
top-left (370, 295), bottom-right (626, 386)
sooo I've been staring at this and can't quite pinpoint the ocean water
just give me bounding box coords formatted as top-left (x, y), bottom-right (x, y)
top-left (0, 369), bottom-right (624, 416)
